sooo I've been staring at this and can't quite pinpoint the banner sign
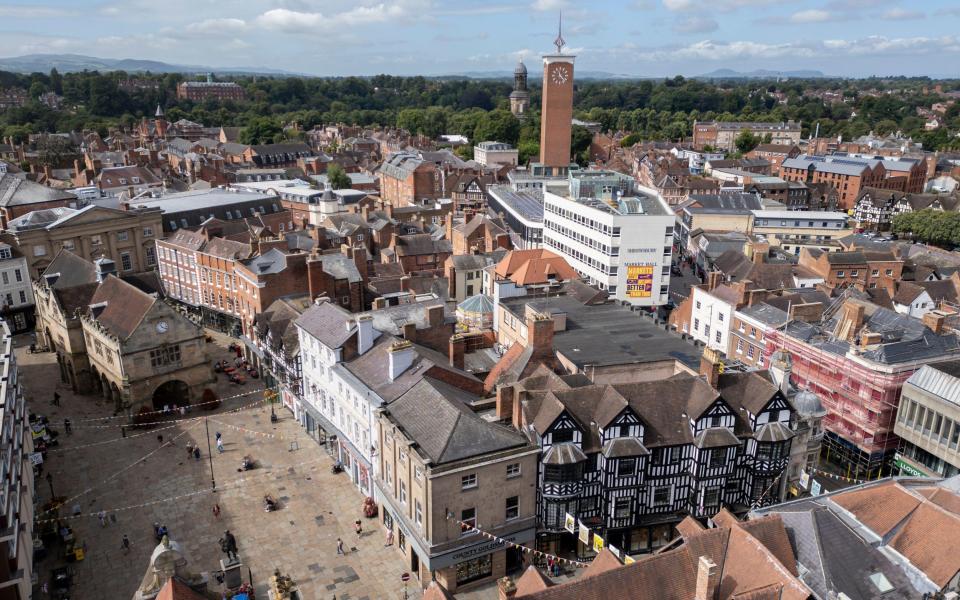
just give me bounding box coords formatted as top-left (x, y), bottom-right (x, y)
top-left (592, 533), bottom-right (605, 553)
top-left (578, 522), bottom-right (590, 545)
top-left (564, 513), bottom-right (576, 534)
top-left (626, 264), bottom-right (654, 298)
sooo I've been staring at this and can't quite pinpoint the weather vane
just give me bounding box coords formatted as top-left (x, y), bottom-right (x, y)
top-left (554, 11), bottom-right (565, 54)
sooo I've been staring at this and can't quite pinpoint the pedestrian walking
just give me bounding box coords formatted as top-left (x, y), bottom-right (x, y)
top-left (41, 582), bottom-right (48, 596)
top-left (215, 431), bottom-right (222, 442)
top-left (63, 418), bottom-right (71, 434)
top-left (179, 406), bottom-right (186, 417)
top-left (121, 426), bottom-right (126, 438)
top-left (354, 519), bottom-right (362, 537)
top-left (186, 442), bottom-right (194, 459)
top-left (121, 534), bottom-right (130, 554)
top-left (384, 528), bottom-right (394, 546)
top-left (219, 530), bottom-right (238, 560)
top-left (194, 446), bottom-right (201, 461)
top-left (213, 503), bottom-right (221, 519)
top-left (216, 437), bottom-right (224, 453)
top-left (52, 392), bottom-right (60, 407)
top-left (336, 537), bottom-right (344, 555)
top-left (97, 510), bottom-right (107, 527)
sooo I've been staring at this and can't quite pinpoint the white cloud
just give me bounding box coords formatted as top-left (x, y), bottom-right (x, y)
top-left (663, 0), bottom-right (785, 12)
top-left (531, 0), bottom-right (569, 10)
top-left (672, 16), bottom-right (719, 33)
top-left (790, 9), bottom-right (832, 23)
top-left (0, 4), bottom-right (74, 17)
top-left (256, 3), bottom-right (422, 33)
top-left (881, 7), bottom-right (924, 20)
top-left (185, 18), bottom-right (248, 35)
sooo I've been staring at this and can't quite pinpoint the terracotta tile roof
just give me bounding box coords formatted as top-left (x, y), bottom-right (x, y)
top-left (920, 486), bottom-right (960, 516)
top-left (676, 516), bottom-right (706, 539)
top-left (887, 500), bottom-right (960, 588)
top-left (509, 256), bottom-right (579, 286)
top-left (88, 275), bottom-right (156, 340)
top-left (515, 565), bottom-right (554, 596)
top-left (495, 249), bottom-right (569, 280)
top-left (831, 480), bottom-right (922, 537)
top-left (582, 548), bottom-right (622, 577)
top-left (156, 578), bottom-right (207, 600)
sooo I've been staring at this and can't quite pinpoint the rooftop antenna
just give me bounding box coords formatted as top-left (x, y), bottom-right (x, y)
top-left (554, 11), bottom-right (565, 54)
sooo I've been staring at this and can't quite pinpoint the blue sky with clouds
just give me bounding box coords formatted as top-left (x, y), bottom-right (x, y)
top-left (2, 0), bottom-right (959, 77)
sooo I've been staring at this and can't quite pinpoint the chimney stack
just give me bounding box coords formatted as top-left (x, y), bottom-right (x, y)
top-left (526, 312), bottom-right (554, 357)
top-left (706, 271), bottom-right (722, 291)
top-left (388, 340), bottom-right (416, 381)
top-left (700, 347), bottom-right (723, 389)
top-left (923, 311), bottom-right (946, 335)
top-left (449, 334), bottom-right (466, 370)
top-left (694, 556), bottom-right (719, 600)
top-left (357, 314), bottom-right (374, 355)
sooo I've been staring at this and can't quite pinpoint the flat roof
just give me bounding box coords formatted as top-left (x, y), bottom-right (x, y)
top-left (126, 188), bottom-right (277, 213)
top-left (500, 295), bottom-right (702, 370)
top-left (488, 185), bottom-right (544, 223)
top-left (752, 210), bottom-right (849, 220)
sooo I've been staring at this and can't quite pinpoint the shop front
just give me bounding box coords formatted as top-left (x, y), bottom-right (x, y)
top-left (336, 438), bottom-right (372, 496)
top-left (379, 502), bottom-right (533, 594)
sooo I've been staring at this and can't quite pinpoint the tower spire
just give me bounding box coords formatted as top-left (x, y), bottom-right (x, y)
top-left (554, 11), bottom-right (565, 54)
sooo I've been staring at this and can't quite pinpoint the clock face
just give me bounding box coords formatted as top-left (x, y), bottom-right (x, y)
top-left (551, 66), bottom-right (569, 86)
top-left (156, 321), bottom-right (169, 333)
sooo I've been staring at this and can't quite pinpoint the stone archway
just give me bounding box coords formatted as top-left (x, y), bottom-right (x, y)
top-left (151, 380), bottom-right (190, 411)
top-left (110, 382), bottom-right (122, 412)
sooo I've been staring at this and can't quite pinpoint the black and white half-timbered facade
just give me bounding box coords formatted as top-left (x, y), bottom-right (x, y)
top-left (245, 296), bottom-right (309, 415)
top-left (503, 365), bottom-right (794, 558)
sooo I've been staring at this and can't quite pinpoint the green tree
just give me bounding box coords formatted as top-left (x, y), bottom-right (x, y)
top-left (734, 130), bottom-right (760, 154)
top-left (620, 133), bottom-right (641, 147)
top-left (571, 125), bottom-right (592, 165)
top-left (240, 117), bottom-right (282, 145)
top-left (473, 109), bottom-right (520, 146)
top-left (518, 141), bottom-right (539, 165)
top-left (326, 163), bottom-right (351, 190)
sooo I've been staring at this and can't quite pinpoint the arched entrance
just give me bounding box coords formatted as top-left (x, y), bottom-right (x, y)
top-left (152, 380), bottom-right (190, 411)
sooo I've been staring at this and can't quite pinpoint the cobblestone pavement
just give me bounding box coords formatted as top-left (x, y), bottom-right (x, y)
top-left (21, 333), bottom-right (453, 600)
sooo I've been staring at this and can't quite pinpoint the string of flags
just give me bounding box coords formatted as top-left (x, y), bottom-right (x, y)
top-left (45, 422), bottom-right (181, 453)
top-left (448, 517), bottom-right (590, 568)
top-left (65, 395), bottom-right (269, 429)
top-left (42, 422), bottom-right (200, 515)
top-left (68, 386), bottom-right (269, 422)
top-left (207, 417), bottom-right (298, 441)
top-left (36, 453), bottom-right (331, 525)
top-left (810, 467), bottom-right (865, 485)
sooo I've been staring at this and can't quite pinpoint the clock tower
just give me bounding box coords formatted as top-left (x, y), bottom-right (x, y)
top-left (539, 15), bottom-right (575, 176)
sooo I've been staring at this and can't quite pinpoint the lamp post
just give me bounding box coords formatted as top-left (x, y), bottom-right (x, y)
top-left (45, 472), bottom-right (54, 500)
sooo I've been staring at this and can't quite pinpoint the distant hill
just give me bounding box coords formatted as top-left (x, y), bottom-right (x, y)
top-left (447, 70), bottom-right (640, 80)
top-left (0, 54), bottom-right (299, 76)
top-left (695, 68), bottom-right (827, 80)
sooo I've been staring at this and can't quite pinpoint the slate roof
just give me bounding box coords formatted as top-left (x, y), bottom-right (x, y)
top-left (394, 234), bottom-right (451, 257)
top-left (312, 253), bottom-right (362, 283)
top-left (386, 377), bottom-right (527, 465)
top-left (42, 249), bottom-right (97, 289)
top-left (294, 300), bottom-right (355, 349)
top-left (0, 173), bottom-right (77, 207)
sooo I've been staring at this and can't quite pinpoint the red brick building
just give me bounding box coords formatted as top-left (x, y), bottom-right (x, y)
top-left (798, 247), bottom-right (903, 296)
top-left (378, 152), bottom-right (440, 207)
top-left (538, 52), bottom-right (575, 175)
top-left (176, 81), bottom-right (245, 102)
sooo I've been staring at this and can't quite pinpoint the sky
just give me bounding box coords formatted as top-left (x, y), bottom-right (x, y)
top-left (2, 0), bottom-right (960, 77)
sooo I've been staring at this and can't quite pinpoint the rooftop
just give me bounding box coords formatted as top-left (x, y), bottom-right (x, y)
top-left (124, 188), bottom-right (277, 214)
top-left (500, 295), bottom-right (702, 370)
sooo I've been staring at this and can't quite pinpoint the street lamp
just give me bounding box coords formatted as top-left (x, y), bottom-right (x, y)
top-left (45, 472), bottom-right (54, 500)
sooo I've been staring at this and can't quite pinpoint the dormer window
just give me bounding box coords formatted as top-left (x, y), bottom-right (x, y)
top-left (119, 178), bottom-right (127, 185)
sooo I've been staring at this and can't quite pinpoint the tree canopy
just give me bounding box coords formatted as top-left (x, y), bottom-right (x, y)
top-left (891, 209), bottom-right (960, 248)
top-left (325, 164), bottom-right (351, 190)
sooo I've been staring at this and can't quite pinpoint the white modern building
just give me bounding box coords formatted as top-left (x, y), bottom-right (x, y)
top-left (473, 141), bottom-right (518, 167)
top-left (542, 185), bottom-right (674, 306)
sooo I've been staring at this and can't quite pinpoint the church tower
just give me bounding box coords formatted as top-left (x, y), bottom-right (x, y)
top-left (510, 60), bottom-right (530, 117)
top-left (154, 104), bottom-right (168, 140)
top-left (538, 14), bottom-right (575, 177)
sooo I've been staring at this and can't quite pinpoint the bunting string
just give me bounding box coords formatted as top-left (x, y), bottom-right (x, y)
top-left (447, 517), bottom-right (590, 568)
top-left (60, 395), bottom-right (269, 429)
top-left (65, 386), bottom-right (270, 422)
top-left (36, 453), bottom-right (331, 525)
top-left (207, 417), bottom-right (299, 441)
top-left (809, 467), bottom-right (865, 485)
top-left (42, 422), bottom-right (200, 515)
top-left (44, 423), bottom-right (182, 453)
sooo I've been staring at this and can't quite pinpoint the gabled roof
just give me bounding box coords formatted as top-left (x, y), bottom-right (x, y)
top-left (294, 300), bottom-right (354, 349)
top-left (42, 249), bottom-right (97, 289)
top-left (0, 173), bottom-right (77, 207)
top-left (88, 275), bottom-right (157, 340)
top-left (387, 377), bottom-right (527, 465)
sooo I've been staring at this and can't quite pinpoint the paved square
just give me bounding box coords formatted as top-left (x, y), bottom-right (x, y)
top-left (21, 335), bottom-right (459, 599)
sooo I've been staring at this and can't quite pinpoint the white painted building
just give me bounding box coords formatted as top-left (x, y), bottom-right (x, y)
top-left (0, 243), bottom-right (33, 332)
top-left (689, 284), bottom-right (736, 352)
top-left (234, 179), bottom-right (345, 226)
top-left (542, 185), bottom-right (674, 306)
top-left (473, 141), bottom-right (519, 167)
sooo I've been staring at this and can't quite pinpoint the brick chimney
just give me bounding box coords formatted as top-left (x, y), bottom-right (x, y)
top-left (694, 556), bottom-right (719, 600)
top-left (496, 384), bottom-right (516, 422)
top-left (706, 271), bottom-right (723, 291)
top-left (700, 347), bottom-right (723, 389)
top-left (497, 576), bottom-right (517, 600)
top-left (526, 312), bottom-right (554, 358)
top-left (923, 311), bottom-right (946, 335)
top-left (449, 334), bottom-right (466, 370)
top-left (402, 321), bottom-right (417, 343)
top-left (427, 304), bottom-right (444, 328)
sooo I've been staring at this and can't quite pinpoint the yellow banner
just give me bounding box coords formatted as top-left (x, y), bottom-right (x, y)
top-left (592, 533), bottom-right (605, 553)
top-left (626, 264), bottom-right (654, 298)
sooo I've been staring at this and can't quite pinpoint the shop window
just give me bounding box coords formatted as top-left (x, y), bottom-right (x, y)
top-left (505, 496), bottom-right (519, 521)
top-left (455, 553), bottom-right (493, 585)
